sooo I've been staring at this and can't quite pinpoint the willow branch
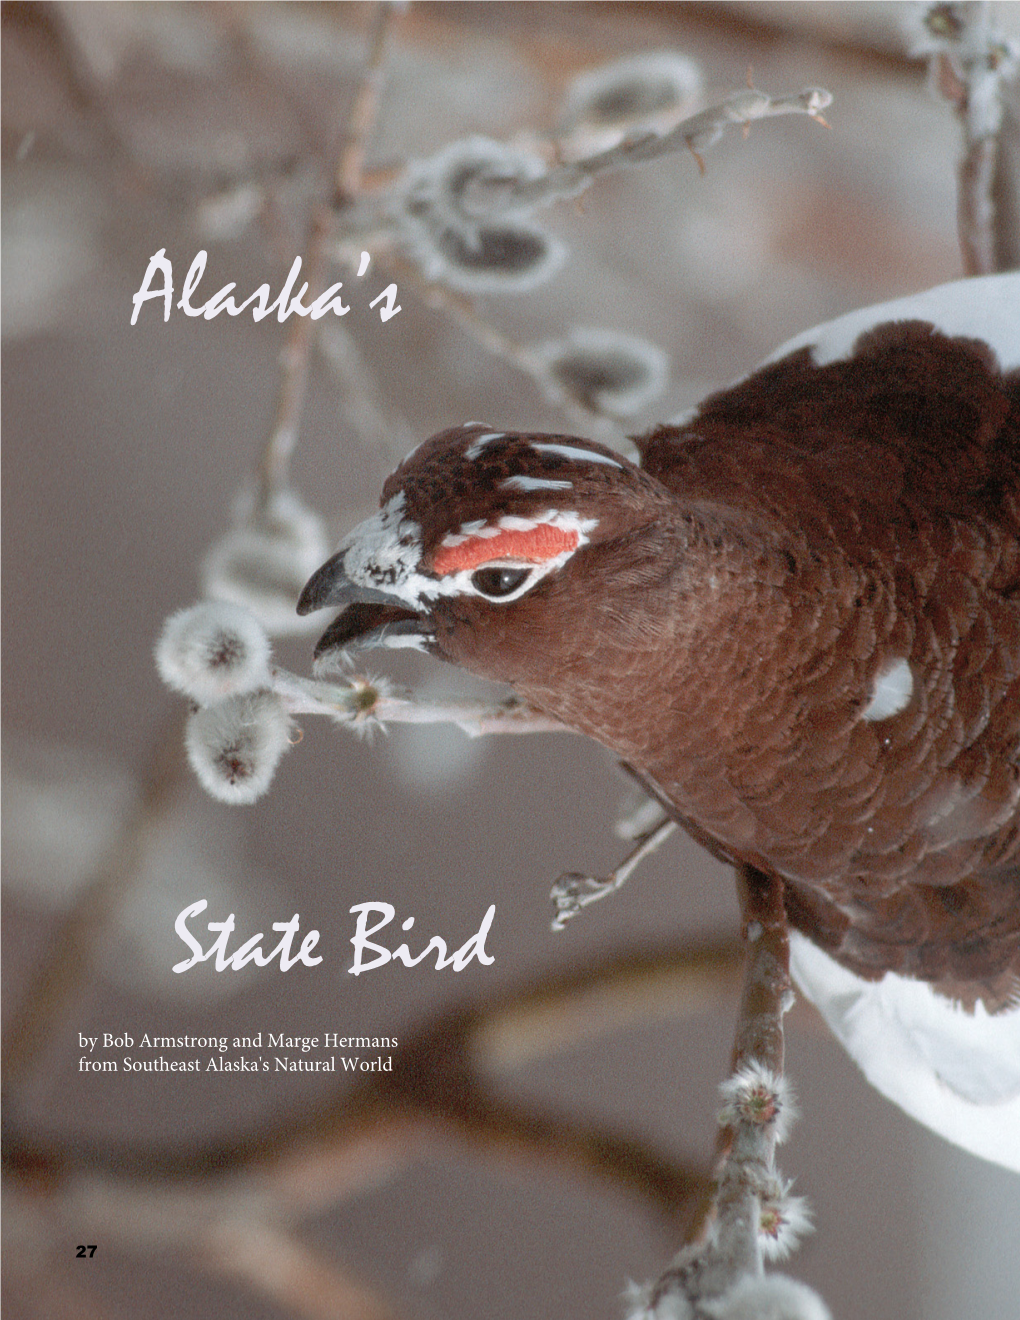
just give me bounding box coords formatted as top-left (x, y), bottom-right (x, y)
top-left (683, 866), bottom-right (791, 1251)
top-left (205, 1223), bottom-right (401, 1320)
top-left (271, 666), bottom-right (571, 737)
top-left (333, 3), bottom-right (395, 206)
top-left (256, 209), bottom-right (329, 505)
top-left (629, 868), bottom-right (819, 1319)
top-left (455, 85), bottom-right (832, 215)
top-left (1, 0), bottom-right (402, 1101)
top-left (916, 2), bottom-right (1020, 275)
top-left (0, 709), bottom-right (188, 1087)
top-left (256, 3), bottom-right (399, 505)
top-left (316, 322), bottom-right (419, 467)
top-left (389, 259), bottom-right (628, 441)
top-left (4, 937), bottom-right (742, 1232)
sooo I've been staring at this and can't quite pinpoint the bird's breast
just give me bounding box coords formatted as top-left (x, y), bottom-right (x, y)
top-left (520, 504), bottom-right (1019, 961)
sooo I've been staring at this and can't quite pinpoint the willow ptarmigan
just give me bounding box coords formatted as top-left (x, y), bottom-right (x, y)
top-left (299, 274), bottom-right (1020, 1170)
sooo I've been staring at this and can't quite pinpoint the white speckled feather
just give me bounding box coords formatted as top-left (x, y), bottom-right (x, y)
top-left (790, 931), bottom-right (1020, 1171)
top-left (768, 273), bottom-right (1020, 370)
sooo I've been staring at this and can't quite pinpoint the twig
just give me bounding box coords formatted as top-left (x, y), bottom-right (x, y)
top-left (205, 1223), bottom-right (400, 1320)
top-left (682, 866), bottom-right (792, 1252)
top-left (256, 207), bottom-right (330, 505)
top-left (391, 259), bottom-right (629, 441)
top-left (257, 0), bottom-right (399, 505)
top-left (46, 3), bottom-right (151, 189)
top-left (474, 937), bottom-right (744, 1074)
top-left (449, 85), bottom-right (832, 219)
top-left (913, 1), bottom-right (1020, 275)
top-left (728, 865), bottom-right (792, 1081)
top-left (378, 84), bottom-right (830, 434)
top-left (630, 868), bottom-right (819, 1318)
top-left (271, 666), bottom-right (571, 737)
top-left (317, 322), bottom-right (419, 468)
top-left (333, 3), bottom-right (396, 206)
top-left (0, 709), bottom-right (188, 1088)
top-left (3, 937), bottom-right (742, 1230)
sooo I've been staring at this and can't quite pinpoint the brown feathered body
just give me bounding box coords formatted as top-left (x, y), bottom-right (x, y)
top-left (299, 288), bottom-right (1020, 1015)
top-left (642, 329), bottom-right (1019, 998)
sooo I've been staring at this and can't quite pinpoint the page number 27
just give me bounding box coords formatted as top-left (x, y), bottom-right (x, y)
top-left (76, 1245), bottom-right (97, 1258)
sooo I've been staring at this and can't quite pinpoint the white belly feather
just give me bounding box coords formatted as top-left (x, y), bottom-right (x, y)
top-left (789, 930), bottom-right (1020, 1172)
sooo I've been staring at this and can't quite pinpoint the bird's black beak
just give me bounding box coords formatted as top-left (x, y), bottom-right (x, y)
top-left (297, 550), bottom-right (398, 615)
top-left (297, 552), bottom-right (433, 658)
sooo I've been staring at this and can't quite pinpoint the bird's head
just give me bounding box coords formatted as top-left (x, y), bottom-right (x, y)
top-left (297, 424), bottom-right (678, 693)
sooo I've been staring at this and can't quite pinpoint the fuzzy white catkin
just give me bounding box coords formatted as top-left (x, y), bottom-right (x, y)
top-left (717, 1062), bottom-right (797, 1144)
top-left (701, 1274), bottom-right (832, 1320)
top-left (560, 51), bottom-right (703, 132)
top-left (623, 1281), bottom-right (694, 1320)
top-left (758, 1180), bottom-right (814, 1262)
top-left (760, 1196), bottom-right (813, 1262)
top-left (410, 217), bottom-right (567, 295)
top-left (201, 487), bottom-right (331, 636)
top-left (401, 136), bottom-right (549, 230)
top-left (626, 1271), bottom-right (830, 1320)
top-left (2, 733), bottom-right (278, 1002)
top-left (536, 328), bottom-right (669, 417)
top-left (397, 137), bottom-right (567, 294)
top-left (185, 691), bottom-right (293, 805)
top-left (155, 601), bottom-right (271, 705)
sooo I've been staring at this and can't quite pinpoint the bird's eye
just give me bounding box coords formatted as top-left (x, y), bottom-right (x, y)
top-left (470, 565), bottom-right (533, 599)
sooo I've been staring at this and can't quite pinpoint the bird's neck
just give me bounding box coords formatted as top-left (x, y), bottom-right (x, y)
top-left (527, 503), bottom-right (815, 839)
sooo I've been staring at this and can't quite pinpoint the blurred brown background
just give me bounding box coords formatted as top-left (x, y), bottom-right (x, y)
top-left (4, 4), bottom-right (1020, 1318)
